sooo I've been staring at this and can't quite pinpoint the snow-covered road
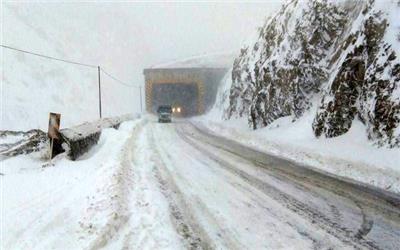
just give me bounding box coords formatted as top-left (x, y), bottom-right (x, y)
top-left (147, 119), bottom-right (400, 249)
top-left (2, 117), bottom-right (400, 249)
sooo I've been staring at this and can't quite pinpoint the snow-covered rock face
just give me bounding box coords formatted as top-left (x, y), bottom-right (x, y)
top-left (225, 0), bottom-right (400, 147)
top-left (314, 1), bottom-right (400, 147)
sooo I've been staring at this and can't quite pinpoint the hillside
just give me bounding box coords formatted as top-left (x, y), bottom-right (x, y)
top-left (199, 0), bottom-right (400, 192)
top-left (221, 0), bottom-right (400, 147)
top-left (1, 4), bottom-right (136, 131)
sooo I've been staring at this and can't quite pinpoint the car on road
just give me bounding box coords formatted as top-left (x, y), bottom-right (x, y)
top-left (157, 105), bottom-right (172, 123)
top-left (172, 106), bottom-right (182, 114)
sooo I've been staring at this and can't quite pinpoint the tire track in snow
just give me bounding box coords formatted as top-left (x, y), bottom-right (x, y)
top-left (118, 119), bottom-right (187, 250)
top-left (182, 121), bottom-right (400, 249)
top-left (150, 122), bottom-right (325, 249)
top-left (148, 124), bottom-right (216, 250)
top-left (176, 124), bottom-right (381, 250)
top-left (83, 121), bottom-right (144, 250)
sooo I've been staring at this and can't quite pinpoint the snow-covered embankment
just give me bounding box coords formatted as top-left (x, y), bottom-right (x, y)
top-left (197, 0), bottom-right (400, 194)
top-left (2, 119), bottom-right (139, 249)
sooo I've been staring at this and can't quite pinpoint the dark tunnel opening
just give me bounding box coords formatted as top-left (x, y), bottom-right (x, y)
top-left (152, 83), bottom-right (199, 117)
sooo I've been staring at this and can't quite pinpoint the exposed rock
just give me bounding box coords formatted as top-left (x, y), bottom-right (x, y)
top-left (0, 129), bottom-right (48, 158)
top-left (314, 8), bottom-right (400, 147)
top-left (225, 0), bottom-right (400, 147)
top-left (227, 0), bottom-right (352, 129)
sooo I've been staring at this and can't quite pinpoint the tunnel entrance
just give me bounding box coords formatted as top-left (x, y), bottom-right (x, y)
top-left (152, 83), bottom-right (199, 117)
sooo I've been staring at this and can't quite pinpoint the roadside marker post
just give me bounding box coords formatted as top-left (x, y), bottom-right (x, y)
top-left (47, 112), bottom-right (61, 162)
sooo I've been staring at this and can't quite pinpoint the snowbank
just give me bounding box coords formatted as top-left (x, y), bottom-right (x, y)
top-left (1, 120), bottom-right (139, 249)
top-left (1, 116), bottom-right (183, 249)
top-left (196, 109), bottom-right (400, 194)
top-left (60, 114), bottom-right (134, 160)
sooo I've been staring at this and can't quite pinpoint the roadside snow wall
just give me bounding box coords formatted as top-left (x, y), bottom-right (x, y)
top-left (58, 115), bottom-right (134, 160)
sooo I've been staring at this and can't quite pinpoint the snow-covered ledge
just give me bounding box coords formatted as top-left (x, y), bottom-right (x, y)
top-left (58, 114), bottom-right (134, 160)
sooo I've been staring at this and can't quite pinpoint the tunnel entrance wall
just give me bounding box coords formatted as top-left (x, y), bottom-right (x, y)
top-left (152, 83), bottom-right (199, 116)
top-left (144, 68), bottom-right (228, 116)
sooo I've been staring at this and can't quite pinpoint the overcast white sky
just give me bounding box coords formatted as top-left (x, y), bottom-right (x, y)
top-left (3, 1), bottom-right (283, 85)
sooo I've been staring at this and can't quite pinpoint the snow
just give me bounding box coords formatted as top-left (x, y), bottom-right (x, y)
top-left (150, 52), bottom-right (236, 69)
top-left (202, 0), bottom-right (400, 194)
top-left (196, 107), bottom-right (400, 193)
top-left (60, 114), bottom-right (134, 141)
top-left (2, 1), bottom-right (400, 248)
top-left (3, 116), bottom-right (325, 249)
top-left (139, 117), bottom-right (364, 249)
top-left (375, 0), bottom-right (400, 59)
top-left (1, 4), bottom-right (138, 131)
top-left (0, 133), bottom-right (25, 145)
top-left (2, 115), bottom-right (400, 249)
top-left (1, 119), bottom-right (183, 249)
top-left (206, 68), bottom-right (233, 120)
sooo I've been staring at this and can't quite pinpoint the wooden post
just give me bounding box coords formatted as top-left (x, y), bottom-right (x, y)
top-left (49, 138), bottom-right (54, 161)
top-left (98, 66), bottom-right (102, 118)
top-left (47, 112), bottom-right (61, 162)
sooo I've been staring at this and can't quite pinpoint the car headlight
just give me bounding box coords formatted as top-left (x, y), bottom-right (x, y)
top-left (177, 107), bottom-right (181, 113)
top-left (172, 108), bottom-right (176, 113)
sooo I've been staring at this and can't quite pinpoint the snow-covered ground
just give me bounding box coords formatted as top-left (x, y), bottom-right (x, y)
top-left (195, 110), bottom-right (400, 194)
top-left (2, 116), bottom-right (399, 249)
top-left (1, 4), bottom-right (138, 131)
top-left (1, 119), bottom-right (182, 249)
top-left (199, 57), bottom-right (400, 194)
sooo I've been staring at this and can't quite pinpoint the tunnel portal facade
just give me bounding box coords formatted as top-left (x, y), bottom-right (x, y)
top-left (143, 68), bottom-right (228, 117)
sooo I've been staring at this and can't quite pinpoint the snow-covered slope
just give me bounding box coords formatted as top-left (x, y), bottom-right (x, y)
top-left (221, 0), bottom-right (400, 147)
top-left (200, 0), bottom-right (400, 192)
top-left (1, 4), bottom-right (136, 131)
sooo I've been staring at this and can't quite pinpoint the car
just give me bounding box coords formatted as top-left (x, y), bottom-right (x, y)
top-left (172, 106), bottom-right (182, 114)
top-left (157, 105), bottom-right (172, 123)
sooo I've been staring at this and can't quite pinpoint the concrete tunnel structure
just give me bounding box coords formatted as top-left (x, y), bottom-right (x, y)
top-left (143, 53), bottom-right (234, 117)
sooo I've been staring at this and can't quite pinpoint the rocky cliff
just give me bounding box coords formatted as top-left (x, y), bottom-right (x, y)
top-left (225, 0), bottom-right (400, 147)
